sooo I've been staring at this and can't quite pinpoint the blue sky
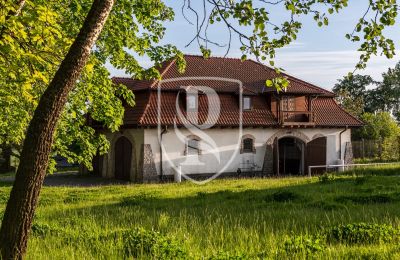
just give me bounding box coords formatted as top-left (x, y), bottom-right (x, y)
top-left (108, 1), bottom-right (400, 90)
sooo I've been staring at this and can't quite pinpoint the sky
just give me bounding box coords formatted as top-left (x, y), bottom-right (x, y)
top-left (107, 1), bottom-right (400, 90)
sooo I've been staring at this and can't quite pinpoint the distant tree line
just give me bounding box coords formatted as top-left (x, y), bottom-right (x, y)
top-left (333, 63), bottom-right (400, 161)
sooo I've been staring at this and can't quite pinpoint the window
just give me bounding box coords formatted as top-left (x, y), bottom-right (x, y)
top-left (243, 96), bottom-right (251, 110)
top-left (282, 96), bottom-right (295, 111)
top-left (187, 138), bottom-right (200, 155)
top-left (242, 138), bottom-right (254, 153)
top-left (187, 94), bottom-right (197, 111)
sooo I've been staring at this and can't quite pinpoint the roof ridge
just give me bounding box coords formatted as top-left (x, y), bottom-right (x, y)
top-left (183, 53), bottom-right (245, 61)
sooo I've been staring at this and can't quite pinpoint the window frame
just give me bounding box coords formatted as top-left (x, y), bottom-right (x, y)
top-left (186, 94), bottom-right (198, 111)
top-left (240, 135), bottom-right (256, 154)
top-left (184, 136), bottom-right (201, 156)
top-left (243, 96), bottom-right (252, 111)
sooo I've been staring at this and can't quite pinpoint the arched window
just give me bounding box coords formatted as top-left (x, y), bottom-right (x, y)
top-left (240, 135), bottom-right (256, 154)
top-left (185, 135), bottom-right (201, 155)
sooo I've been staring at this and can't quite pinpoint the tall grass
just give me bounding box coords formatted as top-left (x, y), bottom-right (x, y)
top-left (1, 166), bottom-right (400, 259)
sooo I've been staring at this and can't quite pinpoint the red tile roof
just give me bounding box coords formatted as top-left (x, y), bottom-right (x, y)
top-left (113, 55), bottom-right (334, 96)
top-left (111, 55), bottom-right (363, 128)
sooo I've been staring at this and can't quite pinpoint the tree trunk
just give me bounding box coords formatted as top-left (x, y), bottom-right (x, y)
top-left (0, 0), bottom-right (114, 259)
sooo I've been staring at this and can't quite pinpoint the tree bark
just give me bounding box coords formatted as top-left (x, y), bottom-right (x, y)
top-left (0, 0), bottom-right (114, 259)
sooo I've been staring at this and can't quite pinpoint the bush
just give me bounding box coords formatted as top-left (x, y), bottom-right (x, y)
top-left (318, 173), bottom-right (335, 184)
top-left (281, 234), bottom-right (325, 257)
top-left (327, 223), bottom-right (398, 245)
top-left (121, 228), bottom-right (187, 259)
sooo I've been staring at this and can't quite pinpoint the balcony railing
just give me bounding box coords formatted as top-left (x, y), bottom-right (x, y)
top-left (279, 111), bottom-right (315, 126)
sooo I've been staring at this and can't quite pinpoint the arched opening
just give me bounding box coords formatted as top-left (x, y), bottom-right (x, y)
top-left (278, 137), bottom-right (305, 175)
top-left (114, 136), bottom-right (132, 181)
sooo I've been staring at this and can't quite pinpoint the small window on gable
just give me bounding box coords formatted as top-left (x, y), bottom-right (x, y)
top-left (243, 96), bottom-right (251, 111)
top-left (187, 94), bottom-right (197, 111)
top-left (187, 138), bottom-right (200, 155)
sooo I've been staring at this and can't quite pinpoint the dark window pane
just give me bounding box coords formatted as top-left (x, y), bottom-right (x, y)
top-left (243, 138), bottom-right (253, 153)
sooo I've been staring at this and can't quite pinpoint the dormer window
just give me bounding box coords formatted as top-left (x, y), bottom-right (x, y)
top-left (187, 94), bottom-right (198, 111)
top-left (243, 96), bottom-right (252, 111)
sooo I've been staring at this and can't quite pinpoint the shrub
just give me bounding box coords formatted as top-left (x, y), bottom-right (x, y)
top-left (281, 234), bottom-right (325, 257)
top-left (121, 228), bottom-right (187, 259)
top-left (31, 223), bottom-right (60, 237)
top-left (267, 191), bottom-right (302, 203)
top-left (318, 173), bottom-right (335, 184)
top-left (327, 223), bottom-right (398, 245)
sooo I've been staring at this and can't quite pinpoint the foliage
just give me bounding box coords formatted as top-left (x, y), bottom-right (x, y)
top-left (121, 228), bottom-right (187, 259)
top-left (354, 112), bottom-right (399, 140)
top-left (327, 223), bottom-right (398, 245)
top-left (334, 62), bottom-right (400, 121)
top-left (333, 74), bottom-right (374, 117)
top-left (0, 0), bottom-right (184, 172)
top-left (281, 234), bottom-right (325, 257)
top-left (318, 173), bottom-right (336, 184)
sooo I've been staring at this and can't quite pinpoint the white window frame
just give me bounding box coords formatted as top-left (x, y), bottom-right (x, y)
top-left (243, 96), bottom-right (252, 111)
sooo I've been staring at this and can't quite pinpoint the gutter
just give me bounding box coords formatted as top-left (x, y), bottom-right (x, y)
top-left (160, 126), bottom-right (168, 181)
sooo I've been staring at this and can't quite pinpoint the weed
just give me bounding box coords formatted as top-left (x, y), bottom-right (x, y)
top-left (327, 223), bottom-right (398, 245)
top-left (121, 228), bottom-right (188, 259)
top-left (319, 173), bottom-right (336, 184)
top-left (281, 234), bottom-right (325, 257)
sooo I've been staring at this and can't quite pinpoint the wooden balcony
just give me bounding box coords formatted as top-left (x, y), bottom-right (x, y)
top-left (279, 111), bottom-right (315, 126)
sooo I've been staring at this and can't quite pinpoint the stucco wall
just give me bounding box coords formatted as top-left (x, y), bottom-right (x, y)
top-left (144, 127), bottom-right (352, 176)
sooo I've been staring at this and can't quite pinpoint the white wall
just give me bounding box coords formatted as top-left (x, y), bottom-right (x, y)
top-left (144, 127), bottom-right (352, 176)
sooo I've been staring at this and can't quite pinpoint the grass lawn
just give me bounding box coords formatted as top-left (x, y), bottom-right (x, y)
top-left (1, 166), bottom-right (400, 259)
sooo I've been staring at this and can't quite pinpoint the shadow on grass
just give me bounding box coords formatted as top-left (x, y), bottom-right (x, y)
top-left (35, 175), bottom-right (400, 236)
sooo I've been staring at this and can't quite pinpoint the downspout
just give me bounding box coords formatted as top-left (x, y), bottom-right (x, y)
top-left (339, 127), bottom-right (348, 160)
top-left (160, 126), bottom-right (168, 181)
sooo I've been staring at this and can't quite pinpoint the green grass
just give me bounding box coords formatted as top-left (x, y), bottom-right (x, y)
top-left (1, 166), bottom-right (400, 259)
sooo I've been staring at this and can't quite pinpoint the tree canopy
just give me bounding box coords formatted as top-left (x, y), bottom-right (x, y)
top-left (0, 0), bottom-right (184, 172)
top-left (333, 62), bottom-right (400, 120)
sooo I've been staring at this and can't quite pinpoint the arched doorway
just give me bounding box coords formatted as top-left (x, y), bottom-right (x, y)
top-left (114, 136), bottom-right (132, 181)
top-left (278, 137), bottom-right (305, 175)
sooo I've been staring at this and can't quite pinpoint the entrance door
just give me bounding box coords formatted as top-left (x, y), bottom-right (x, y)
top-left (306, 137), bottom-right (327, 175)
top-left (278, 137), bottom-right (305, 175)
top-left (114, 136), bottom-right (132, 180)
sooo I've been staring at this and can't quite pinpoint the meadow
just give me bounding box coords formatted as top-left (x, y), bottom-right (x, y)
top-left (1, 166), bottom-right (400, 259)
